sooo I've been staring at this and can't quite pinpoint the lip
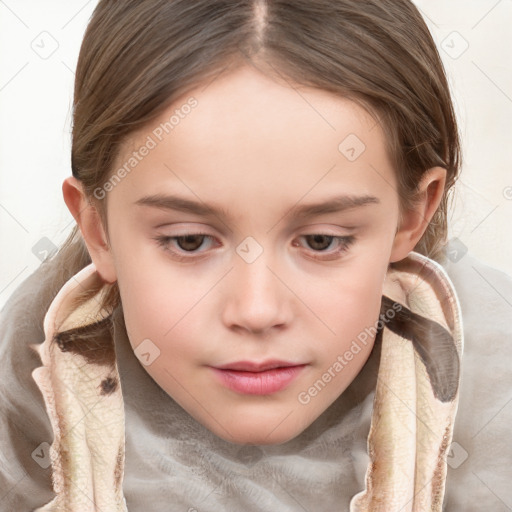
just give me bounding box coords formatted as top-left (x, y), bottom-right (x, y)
top-left (214, 359), bottom-right (303, 372)
top-left (210, 360), bottom-right (307, 395)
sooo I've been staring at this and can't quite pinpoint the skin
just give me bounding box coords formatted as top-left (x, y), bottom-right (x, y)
top-left (63, 63), bottom-right (446, 445)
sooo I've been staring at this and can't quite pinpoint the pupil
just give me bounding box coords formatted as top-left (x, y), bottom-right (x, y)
top-left (308, 234), bottom-right (332, 250)
top-left (178, 235), bottom-right (203, 251)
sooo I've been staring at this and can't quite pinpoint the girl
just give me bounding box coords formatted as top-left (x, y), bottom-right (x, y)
top-left (1, 1), bottom-right (510, 511)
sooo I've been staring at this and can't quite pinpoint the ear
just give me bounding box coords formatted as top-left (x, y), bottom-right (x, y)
top-left (62, 176), bottom-right (117, 283)
top-left (389, 166), bottom-right (447, 263)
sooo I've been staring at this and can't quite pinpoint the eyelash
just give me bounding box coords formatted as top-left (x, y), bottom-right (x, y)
top-left (152, 232), bottom-right (355, 262)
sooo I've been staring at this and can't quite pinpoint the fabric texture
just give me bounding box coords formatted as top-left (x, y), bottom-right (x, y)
top-left (1, 248), bottom-right (511, 511)
top-left (27, 251), bottom-right (462, 511)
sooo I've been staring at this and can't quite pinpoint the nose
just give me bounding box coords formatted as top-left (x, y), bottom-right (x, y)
top-left (221, 251), bottom-right (292, 336)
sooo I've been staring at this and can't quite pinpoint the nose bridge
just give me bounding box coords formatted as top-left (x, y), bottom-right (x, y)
top-left (222, 243), bottom-right (290, 333)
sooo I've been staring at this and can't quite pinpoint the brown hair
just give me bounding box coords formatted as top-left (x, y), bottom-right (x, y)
top-left (46, 0), bottom-right (461, 314)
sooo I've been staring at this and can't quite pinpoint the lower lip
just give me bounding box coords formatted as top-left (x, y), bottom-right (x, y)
top-left (211, 365), bottom-right (306, 395)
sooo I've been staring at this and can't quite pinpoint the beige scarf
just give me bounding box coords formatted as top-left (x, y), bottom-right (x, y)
top-left (31, 251), bottom-right (463, 511)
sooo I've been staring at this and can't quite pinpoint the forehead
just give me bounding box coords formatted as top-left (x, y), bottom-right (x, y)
top-left (163, 64), bottom-right (380, 152)
top-left (111, 64), bottom-right (396, 208)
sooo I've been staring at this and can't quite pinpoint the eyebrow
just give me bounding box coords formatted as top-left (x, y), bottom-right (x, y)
top-left (134, 193), bottom-right (380, 220)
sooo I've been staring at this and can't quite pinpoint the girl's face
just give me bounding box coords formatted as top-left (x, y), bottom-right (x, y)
top-left (102, 64), bottom-right (405, 445)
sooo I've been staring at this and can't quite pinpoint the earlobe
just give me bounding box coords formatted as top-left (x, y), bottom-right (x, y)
top-left (389, 166), bottom-right (447, 263)
top-left (62, 176), bottom-right (117, 284)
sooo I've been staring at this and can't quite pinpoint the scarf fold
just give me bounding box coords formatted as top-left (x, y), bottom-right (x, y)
top-left (30, 251), bottom-right (463, 511)
top-left (350, 252), bottom-right (463, 511)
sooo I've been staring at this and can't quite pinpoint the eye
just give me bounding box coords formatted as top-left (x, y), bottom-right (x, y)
top-left (153, 232), bottom-right (355, 262)
top-left (293, 234), bottom-right (355, 260)
top-left (304, 234), bottom-right (336, 251)
top-left (172, 234), bottom-right (208, 251)
top-left (153, 233), bottom-right (218, 261)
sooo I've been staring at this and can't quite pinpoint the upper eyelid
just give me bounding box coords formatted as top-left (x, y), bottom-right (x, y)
top-left (156, 224), bottom-right (356, 236)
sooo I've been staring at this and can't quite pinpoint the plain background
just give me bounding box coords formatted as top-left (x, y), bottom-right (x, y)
top-left (0, 0), bottom-right (511, 311)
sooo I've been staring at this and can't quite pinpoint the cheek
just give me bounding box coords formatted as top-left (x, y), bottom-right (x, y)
top-left (117, 270), bottom-right (194, 342)
top-left (110, 227), bottom-right (190, 337)
top-left (114, 260), bottom-right (223, 386)
top-left (116, 271), bottom-right (205, 399)
top-left (289, 261), bottom-right (385, 418)
top-left (302, 256), bottom-right (387, 393)
top-left (309, 257), bottom-right (386, 334)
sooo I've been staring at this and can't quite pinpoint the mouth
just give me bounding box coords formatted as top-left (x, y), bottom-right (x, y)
top-left (210, 360), bottom-right (308, 395)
